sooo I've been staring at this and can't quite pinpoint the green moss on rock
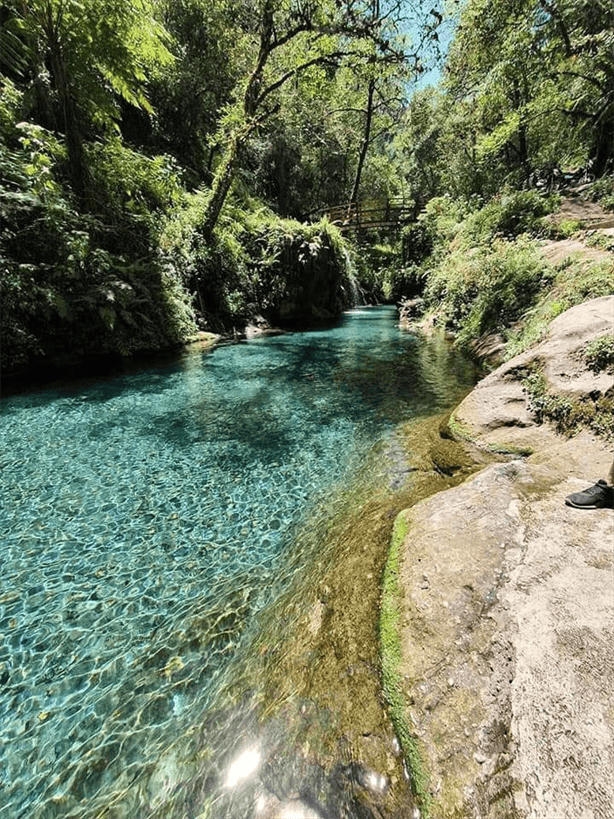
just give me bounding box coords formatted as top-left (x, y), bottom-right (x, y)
top-left (380, 510), bottom-right (432, 815)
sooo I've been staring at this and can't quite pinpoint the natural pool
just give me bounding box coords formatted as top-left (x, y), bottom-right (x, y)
top-left (0, 307), bottom-right (477, 818)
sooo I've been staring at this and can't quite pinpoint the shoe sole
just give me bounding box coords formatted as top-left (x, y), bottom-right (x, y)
top-left (565, 499), bottom-right (611, 509)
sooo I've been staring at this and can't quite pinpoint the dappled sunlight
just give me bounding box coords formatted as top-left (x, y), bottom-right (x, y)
top-left (225, 745), bottom-right (261, 789)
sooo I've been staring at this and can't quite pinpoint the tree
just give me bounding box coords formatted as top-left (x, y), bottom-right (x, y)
top-left (146, 0), bottom-right (247, 183)
top-left (438, 0), bottom-right (614, 193)
top-left (3, 0), bottom-right (173, 201)
top-left (535, 0), bottom-right (614, 175)
top-left (200, 0), bottom-right (416, 237)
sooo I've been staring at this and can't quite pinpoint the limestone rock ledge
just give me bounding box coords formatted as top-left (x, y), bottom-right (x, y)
top-left (395, 296), bottom-right (614, 818)
top-left (451, 295), bottom-right (614, 453)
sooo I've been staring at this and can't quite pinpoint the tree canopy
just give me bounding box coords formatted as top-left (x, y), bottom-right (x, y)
top-left (1, 0), bottom-right (612, 376)
top-left (400, 0), bottom-right (614, 200)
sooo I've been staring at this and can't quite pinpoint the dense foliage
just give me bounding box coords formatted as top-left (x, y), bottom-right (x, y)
top-left (0, 75), bottom-right (195, 374)
top-left (1, 0), bottom-right (612, 378)
top-left (1, 0), bottom-right (444, 376)
top-left (399, 0), bottom-right (614, 200)
top-left (400, 187), bottom-right (612, 351)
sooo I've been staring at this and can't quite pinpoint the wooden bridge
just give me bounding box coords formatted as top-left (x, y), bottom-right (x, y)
top-left (313, 198), bottom-right (420, 233)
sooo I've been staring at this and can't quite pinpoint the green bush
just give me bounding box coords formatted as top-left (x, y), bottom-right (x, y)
top-left (586, 174), bottom-right (614, 212)
top-left (241, 214), bottom-right (351, 323)
top-left (352, 240), bottom-right (403, 302)
top-left (421, 195), bottom-right (468, 244)
top-left (422, 238), bottom-right (549, 346)
top-left (160, 191), bottom-right (251, 327)
top-left (584, 334), bottom-right (614, 372)
top-left (523, 367), bottom-right (614, 440)
top-left (86, 139), bottom-right (184, 225)
top-left (459, 189), bottom-right (559, 246)
top-left (161, 196), bottom-right (351, 329)
top-left (505, 257), bottom-right (614, 359)
top-left (401, 221), bottom-right (434, 265)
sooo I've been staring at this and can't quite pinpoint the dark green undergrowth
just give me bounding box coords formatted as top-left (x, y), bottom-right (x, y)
top-left (0, 94), bottom-right (197, 374)
top-left (584, 174), bottom-right (614, 212)
top-left (584, 334), bottom-right (614, 372)
top-left (352, 238), bottom-right (421, 303)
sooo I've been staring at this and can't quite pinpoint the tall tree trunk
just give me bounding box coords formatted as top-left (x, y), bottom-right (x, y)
top-left (46, 11), bottom-right (89, 203)
top-left (201, 138), bottom-right (240, 239)
top-left (54, 59), bottom-right (88, 201)
top-left (349, 77), bottom-right (376, 208)
top-left (591, 116), bottom-right (614, 177)
top-left (518, 120), bottom-right (530, 187)
top-left (349, 0), bottom-right (380, 209)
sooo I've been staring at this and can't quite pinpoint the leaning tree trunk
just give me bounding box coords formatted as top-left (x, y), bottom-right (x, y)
top-left (201, 138), bottom-right (240, 239)
top-left (348, 77), bottom-right (376, 209)
top-left (201, 3), bottom-right (274, 239)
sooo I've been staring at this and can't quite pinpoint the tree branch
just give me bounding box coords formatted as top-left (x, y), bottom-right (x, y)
top-left (254, 51), bottom-right (348, 111)
top-left (553, 70), bottom-right (607, 93)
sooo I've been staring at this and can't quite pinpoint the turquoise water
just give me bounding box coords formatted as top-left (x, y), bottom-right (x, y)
top-left (0, 307), bottom-right (476, 818)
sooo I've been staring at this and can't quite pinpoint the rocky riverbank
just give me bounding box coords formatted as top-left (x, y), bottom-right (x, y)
top-left (392, 296), bottom-right (614, 818)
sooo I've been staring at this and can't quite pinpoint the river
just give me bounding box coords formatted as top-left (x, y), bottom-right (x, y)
top-left (0, 306), bottom-right (477, 818)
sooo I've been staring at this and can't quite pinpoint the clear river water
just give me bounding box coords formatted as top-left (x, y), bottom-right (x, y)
top-left (0, 306), bottom-right (477, 819)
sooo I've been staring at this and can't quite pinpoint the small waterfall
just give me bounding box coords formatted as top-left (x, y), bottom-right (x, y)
top-left (343, 248), bottom-right (365, 307)
top-left (350, 276), bottom-right (363, 307)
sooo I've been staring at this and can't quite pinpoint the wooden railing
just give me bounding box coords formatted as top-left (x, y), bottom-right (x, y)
top-left (312, 198), bottom-right (420, 232)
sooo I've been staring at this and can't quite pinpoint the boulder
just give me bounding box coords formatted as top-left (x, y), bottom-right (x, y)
top-left (452, 296), bottom-right (614, 453)
top-left (395, 437), bottom-right (614, 818)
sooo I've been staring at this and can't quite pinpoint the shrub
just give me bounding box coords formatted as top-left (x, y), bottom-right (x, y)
top-left (523, 367), bottom-right (614, 440)
top-left (584, 334), bottom-right (614, 372)
top-left (422, 238), bottom-right (550, 346)
top-left (161, 196), bottom-right (351, 329)
top-left (352, 240), bottom-right (407, 302)
top-left (242, 214), bottom-right (351, 323)
top-left (459, 189), bottom-right (559, 246)
top-left (159, 191), bottom-right (251, 329)
top-left (505, 257), bottom-right (614, 359)
top-left (586, 174), bottom-right (614, 211)
top-left (551, 218), bottom-right (582, 239)
top-left (401, 221), bottom-right (434, 265)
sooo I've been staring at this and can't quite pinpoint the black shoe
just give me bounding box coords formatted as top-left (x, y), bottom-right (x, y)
top-left (565, 479), bottom-right (614, 509)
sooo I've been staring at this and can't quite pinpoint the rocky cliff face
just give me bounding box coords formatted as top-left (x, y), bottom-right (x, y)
top-left (394, 297), bottom-right (614, 818)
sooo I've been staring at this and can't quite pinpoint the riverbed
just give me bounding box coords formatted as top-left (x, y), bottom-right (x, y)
top-left (0, 306), bottom-right (477, 818)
